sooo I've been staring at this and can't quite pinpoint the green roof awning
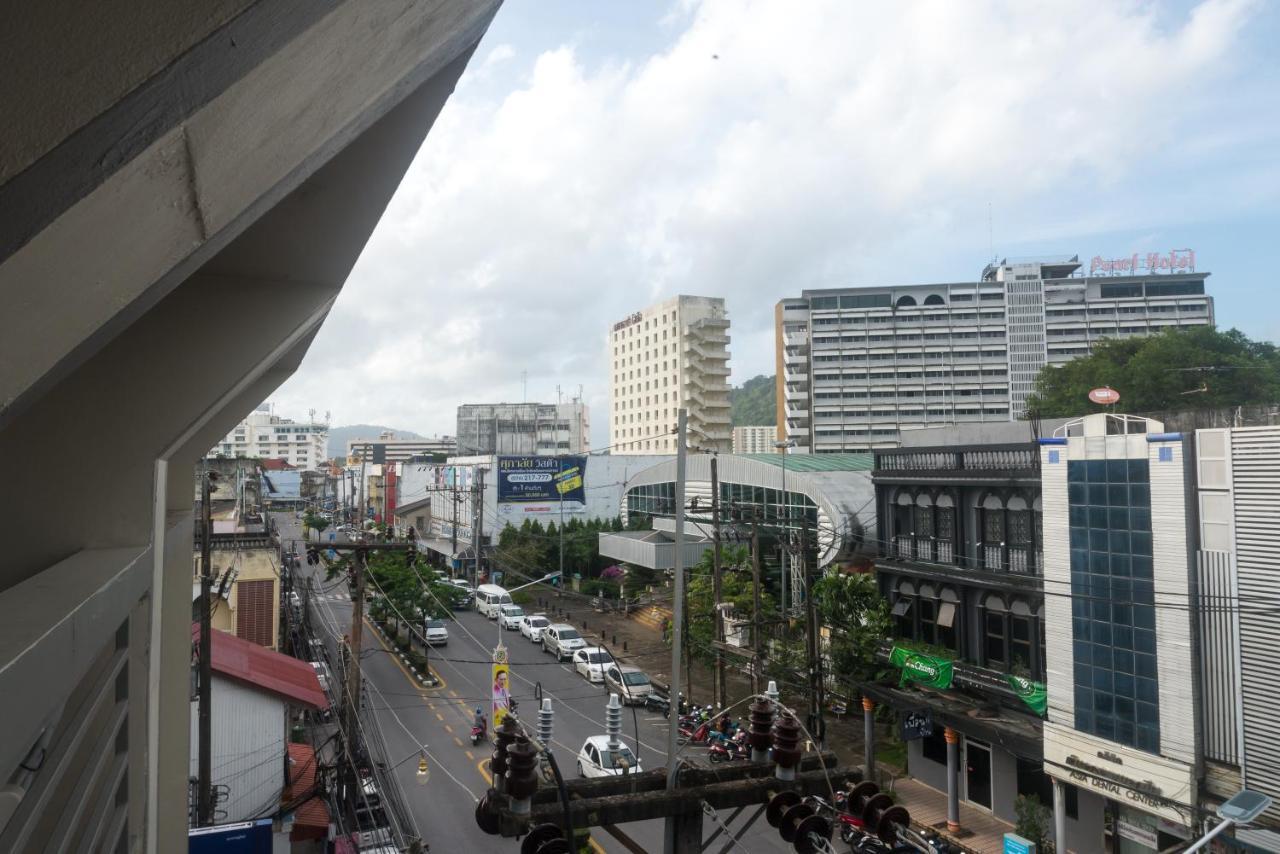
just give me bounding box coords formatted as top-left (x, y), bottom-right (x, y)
top-left (738, 453), bottom-right (874, 472)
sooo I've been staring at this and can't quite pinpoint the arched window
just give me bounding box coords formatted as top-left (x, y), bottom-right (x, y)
top-left (892, 579), bottom-right (916, 638)
top-left (923, 294), bottom-right (945, 306)
top-left (895, 295), bottom-right (917, 308)
top-left (982, 593), bottom-right (1008, 667)
top-left (1010, 599), bottom-right (1035, 672)
top-left (937, 587), bottom-right (960, 651)
top-left (917, 583), bottom-right (938, 645)
top-left (935, 493), bottom-right (956, 563)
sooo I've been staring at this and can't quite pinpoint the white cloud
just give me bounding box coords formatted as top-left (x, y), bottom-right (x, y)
top-left (270, 0), bottom-right (1274, 443)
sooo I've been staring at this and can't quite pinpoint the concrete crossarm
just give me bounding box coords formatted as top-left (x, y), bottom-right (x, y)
top-left (498, 754), bottom-right (853, 835)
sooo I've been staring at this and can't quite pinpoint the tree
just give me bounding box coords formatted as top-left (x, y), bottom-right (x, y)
top-left (682, 546), bottom-right (775, 664)
top-left (812, 571), bottom-right (891, 684)
top-left (302, 512), bottom-right (329, 536)
top-left (1014, 794), bottom-right (1051, 852)
top-left (1026, 327), bottom-right (1280, 418)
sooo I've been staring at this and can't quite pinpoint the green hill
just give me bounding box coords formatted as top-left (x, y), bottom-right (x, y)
top-left (731, 374), bottom-right (777, 426)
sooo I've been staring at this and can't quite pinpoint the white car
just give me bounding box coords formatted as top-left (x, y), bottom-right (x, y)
top-left (519, 614), bottom-right (550, 642)
top-left (573, 647), bottom-right (612, 683)
top-left (309, 661), bottom-right (330, 693)
top-left (576, 735), bottom-right (641, 778)
top-left (498, 604), bottom-right (525, 630)
top-left (423, 618), bottom-right (449, 646)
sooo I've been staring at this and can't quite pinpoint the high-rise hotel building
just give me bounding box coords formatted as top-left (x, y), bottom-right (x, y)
top-left (610, 295), bottom-right (732, 454)
top-left (776, 254), bottom-right (1213, 452)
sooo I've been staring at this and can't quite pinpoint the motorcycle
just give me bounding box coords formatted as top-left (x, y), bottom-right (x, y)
top-left (470, 722), bottom-right (486, 746)
top-left (678, 721), bottom-right (711, 745)
top-left (707, 736), bottom-right (749, 762)
top-left (646, 693), bottom-right (671, 717)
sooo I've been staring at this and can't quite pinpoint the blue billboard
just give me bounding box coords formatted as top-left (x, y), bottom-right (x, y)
top-left (497, 456), bottom-right (587, 504)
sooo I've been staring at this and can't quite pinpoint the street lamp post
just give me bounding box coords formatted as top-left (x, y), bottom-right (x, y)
top-left (773, 439), bottom-right (796, 613)
top-left (1184, 790), bottom-right (1273, 853)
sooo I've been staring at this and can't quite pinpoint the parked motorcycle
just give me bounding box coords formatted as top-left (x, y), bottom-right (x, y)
top-left (707, 736), bottom-right (749, 762)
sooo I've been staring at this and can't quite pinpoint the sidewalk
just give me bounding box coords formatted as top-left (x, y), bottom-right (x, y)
top-left (888, 777), bottom-right (1013, 854)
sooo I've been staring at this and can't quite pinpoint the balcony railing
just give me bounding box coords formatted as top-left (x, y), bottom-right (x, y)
top-left (888, 536), bottom-right (1037, 576)
top-left (874, 444), bottom-right (1039, 474)
top-left (981, 544), bottom-right (1042, 575)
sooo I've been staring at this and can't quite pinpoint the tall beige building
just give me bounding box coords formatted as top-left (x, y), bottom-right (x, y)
top-left (610, 295), bottom-right (732, 454)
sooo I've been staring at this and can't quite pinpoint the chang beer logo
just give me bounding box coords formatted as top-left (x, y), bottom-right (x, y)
top-left (904, 656), bottom-right (941, 682)
top-left (890, 646), bottom-right (954, 689)
top-left (1007, 674), bottom-right (1048, 716)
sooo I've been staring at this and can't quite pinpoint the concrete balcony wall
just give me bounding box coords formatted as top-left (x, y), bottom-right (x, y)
top-left (0, 2), bottom-right (499, 849)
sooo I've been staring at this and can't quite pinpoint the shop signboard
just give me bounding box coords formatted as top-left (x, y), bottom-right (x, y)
top-left (1042, 721), bottom-right (1195, 827)
top-left (497, 456), bottom-right (587, 505)
top-left (900, 708), bottom-right (933, 741)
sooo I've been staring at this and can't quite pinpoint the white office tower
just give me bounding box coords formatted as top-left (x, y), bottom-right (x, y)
top-left (209, 404), bottom-right (329, 468)
top-left (609, 296), bottom-right (732, 454)
top-left (777, 254), bottom-right (1213, 452)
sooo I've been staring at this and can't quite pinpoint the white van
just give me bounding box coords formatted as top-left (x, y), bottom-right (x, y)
top-left (476, 584), bottom-right (513, 618)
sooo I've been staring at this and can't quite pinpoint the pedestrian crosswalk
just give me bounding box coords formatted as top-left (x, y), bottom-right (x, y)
top-left (324, 592), bottom-right (351, 602)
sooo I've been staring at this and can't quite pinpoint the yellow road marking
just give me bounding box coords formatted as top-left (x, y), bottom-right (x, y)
top-left (444, 724), bottom-right (454, 734)
top-left (454, 737), bottom-right (464, 748)
top-left (465, 750), bottom-right (475, 761)
top-left (448, 689), bottom-right (459, 698)
top-left (364, 617), bottom-right (446, 691)
top-left (588, 839), bottom-right (606, 854)
top-left (436, 712), bottom-right (444, 721)
top-left (477, 758), bottom-right (492, 785)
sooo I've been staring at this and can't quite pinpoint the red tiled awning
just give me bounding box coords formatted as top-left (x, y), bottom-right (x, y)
top-left (285, 742), bottom-right (329, 841)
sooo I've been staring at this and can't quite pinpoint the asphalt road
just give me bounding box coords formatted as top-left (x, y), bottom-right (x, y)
top-left (276, 513), bottom-right (796, 853)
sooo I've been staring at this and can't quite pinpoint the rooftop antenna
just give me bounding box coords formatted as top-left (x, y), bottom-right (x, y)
top-left (521, 370), bottom-right (528, 403)
top-left (556, 384), bottom-right (562, 405)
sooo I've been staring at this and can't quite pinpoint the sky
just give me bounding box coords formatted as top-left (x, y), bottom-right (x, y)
top-left (270, 0), bottom-right (1280, 448)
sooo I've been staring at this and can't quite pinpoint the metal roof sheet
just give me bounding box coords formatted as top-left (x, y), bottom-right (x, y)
top-left (191, 624), bottom-right (329, 711)
top-left (738, 453), bottom-right (874, 472)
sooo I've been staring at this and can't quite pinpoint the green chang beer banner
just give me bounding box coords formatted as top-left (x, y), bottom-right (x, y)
top-left (889, 646), bottom-right (954, 689)
top-left (1007, 675), bottom-right (1048, 716)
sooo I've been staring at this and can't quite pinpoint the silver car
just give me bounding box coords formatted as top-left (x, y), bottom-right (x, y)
top-left (603, 664), bottom-right (653, 704)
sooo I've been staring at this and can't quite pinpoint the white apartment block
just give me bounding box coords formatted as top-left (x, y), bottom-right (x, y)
top-left (210, 405), bottom-right (329, 469)
top-left (455, 401), bottom-right (589, 456)
top-left (778, 254), bottom-right (1213, 453)
top-left (610, 295), bottom-right (732, 455)
top-left (347, 433), bottom-right (458, 463)
top-left (733, 425), bottom-right (779, 454)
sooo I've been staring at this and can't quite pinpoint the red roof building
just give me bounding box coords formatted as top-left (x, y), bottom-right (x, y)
top-left (284, 742), bottom-right (330, 841)
top-left (260, 457), bottom-right (296, 471)
top-left (192, 624), bottom-right (328, 711)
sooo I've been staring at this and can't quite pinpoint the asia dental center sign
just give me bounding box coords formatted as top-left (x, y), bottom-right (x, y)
top-left (1089, 248), bottom-right (1195, 276)
top-left (1042, 722), bottom-right (1195, 826)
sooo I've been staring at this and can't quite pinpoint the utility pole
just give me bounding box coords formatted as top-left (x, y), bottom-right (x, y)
top-left (664, 409), bottom-right (688, 854)
top-left (710, 454), bottom-right (724, 711)
top-left (197, 469), bottom-right (215, 826)
top-left (473, 467), bottom-right (486, 586)
top-left (750, 510), bottom-right (763, 696)
top-left (801, 514), bottom-right (825, 750)
top-left (346, 545), bottom-right (367, 746)
top-left (450, 480), bottom-right (459, 570)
